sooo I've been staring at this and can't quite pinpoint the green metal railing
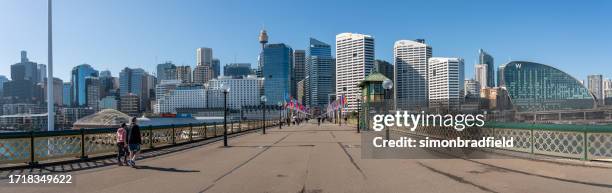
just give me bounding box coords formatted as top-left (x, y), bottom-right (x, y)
top-left (393, 122), bottom-right (612, 161)
top-left (0, 120), bottom-right (280, 167)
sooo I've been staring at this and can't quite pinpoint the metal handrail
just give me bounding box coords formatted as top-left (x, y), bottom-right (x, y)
top-left (0, 120), bottom-right (279, 167)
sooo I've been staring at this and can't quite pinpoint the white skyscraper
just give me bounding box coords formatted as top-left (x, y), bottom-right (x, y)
top-left (588, 74), bottom-right (604, 105)
top-left (428, 57), bottom-right (464, 112)
top-left (394, 39), bottom-right (432, 111)
top-left (335, 33), bottom-right (375, 112)
top-left (474, 64), bottom-right (488, 89)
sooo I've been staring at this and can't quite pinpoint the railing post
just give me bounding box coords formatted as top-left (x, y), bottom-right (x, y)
top-left (80, 128), bottom-right (87, 159)
top-left (189, 123), bottom-right (193, 142)
top-left (583, 130), bottom-right (588, 160)
top-left (28, 131), bottom-right (37, 166)
top-left (204, 124), bottom-right (208, 139)
top-left (214, 123), bottom-right (218, 137)
top-left (171, 124), bottom-right (176, 145)
top-left (530, 128), bottom-right (534, 154)
top-left (149, 126), bottom-right (154, 149)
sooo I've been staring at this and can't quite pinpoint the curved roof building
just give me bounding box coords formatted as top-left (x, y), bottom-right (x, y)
top-left (73, 109), bottom-right (131, 129)
top-left (500, 61), bottom-right (595, 112)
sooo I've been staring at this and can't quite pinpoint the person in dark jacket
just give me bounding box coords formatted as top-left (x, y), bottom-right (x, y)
top-left (127, 117), bottom-right (142, 167)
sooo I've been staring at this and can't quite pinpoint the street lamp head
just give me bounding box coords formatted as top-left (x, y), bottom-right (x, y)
top-left (382, 79), bottom-right (393, 90)
top-left (260, 95), bottom-right (267, 102)
top-left (221, 83), bottom-right (230, 92)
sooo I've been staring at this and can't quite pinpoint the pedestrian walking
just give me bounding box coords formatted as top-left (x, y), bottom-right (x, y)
top-left (127, 117), bottom-right (142, 167)
top-left (116, 123), bottom-right (128, 166)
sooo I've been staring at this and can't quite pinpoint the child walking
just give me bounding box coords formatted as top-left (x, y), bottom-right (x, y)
top-left (116, 123), bottom-right (128, 166)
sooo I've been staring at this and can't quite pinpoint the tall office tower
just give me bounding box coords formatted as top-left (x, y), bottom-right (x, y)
top-left (212, 59), bottom-right (221, 78)
top-left (336, 33), bottom-right (374, 112)
top-left (497, 65), bottom-right (506, 87)
top-left (119, 67), bottom-right (152, 112)
top-left (306, 38), bottom-right (335, 108)
top-left (156, 62), bottom-right (177, 81)
top-left (478, 49), bottom-right (494, 87)
top-left (0, 75), bottom-right (8, 97)
top-left (262, 43), bottom-right (293, 105)
top-left (43, 77), bottom-right (63, 105)
top-left (176, 66), bottom-right (192, 83)
top-left (464, 79), bottom-right (480, 97)
top-left (38, 64), bottom-right (47, 83)
top-left (194, 47), bottom-right (214, 84)
top-left (394, 39), bottom-right (432, 111)
top-left (292, 50), bottom-right (306, 97)
top-left (62, 82), bottom-right (71, 106)
top-left (257, 29), bottom-right (269, 77)
top-left (474, 64), bottom-right (488, 89)
top-left (428, 57), bottom-right (465, 112)
top-left (71, 64), bottom-right (99, 106)
top-left (11, 51), bottom-right (40, 83)
top-left (224, 63), bottom-right (252, 78)
top-left (588, 74), bottom-right (604, 105)
top-left (85, 77), bottom-right (100, 112)
top-left (99, 70), bottom-right (117, 99)
top-left (374, 60), bottom-right (393, 80)
top-left (120, 93), bottom-right (140, 117)
top-left (197, 47), bottom-right (213, 67)
top-left (193, 65), bottom-right (213, 84)
top-left (297, 79), bottom-right (305, 104)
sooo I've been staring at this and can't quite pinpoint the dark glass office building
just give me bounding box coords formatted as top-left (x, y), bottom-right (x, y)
top-left (71, 64), bottom-right (99, 106)
top-left (306, 38), bottom-right (335, 108)
top-left (261, 43), bottom-right (293, 105)
top-left (501, 61), bottom-right (595, 112)
top-left (223, 63), bottom-right (252, 78)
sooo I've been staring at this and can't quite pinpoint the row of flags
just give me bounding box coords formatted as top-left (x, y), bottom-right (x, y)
top-left (284, 93), bottom-right (308, 114)
top-left (326, 95), bottom-right (348, 114)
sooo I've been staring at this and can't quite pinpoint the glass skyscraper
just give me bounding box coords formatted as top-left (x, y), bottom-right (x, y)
top-left (120, 68), bottom-right (152, 111)
top-left (478, 49), bottom-right (494, 87)
top-left (501, 61), bottom-right (594, 112)
top-left (306, 38), bottom-right (334, 108)
top-left (71, 64), bottom-right (99, 106)
top-left (261, 43), bottom-right (293, 105)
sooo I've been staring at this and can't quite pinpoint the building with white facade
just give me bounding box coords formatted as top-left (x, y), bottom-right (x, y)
top-left (464, 79), bottom-right (480, 98)
top-left (475, 64), bottom-right (488, 89)
top-left (156, 84), bottom-right (206, 114)
top-left (394, 39), bottom-right (432, 111)
top-left (588, 74), bottom-right (604, 105)
top-left (208, 75), bottom-right (263, 110)
top-left (428, 57), bottom-right (465, 112)
top-left (335, 33), bottom-right (374, 112)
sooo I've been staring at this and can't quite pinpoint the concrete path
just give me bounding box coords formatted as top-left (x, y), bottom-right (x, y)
top-left (1, 123), bottom-right (611, 193)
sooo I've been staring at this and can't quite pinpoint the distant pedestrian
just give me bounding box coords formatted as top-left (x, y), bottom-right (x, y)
top-left (116, 123), bottom-right (128, 166)
top-left (317, 117), bottom-right (321, 126)
top-left (127, 117), bottom-right (142, 167)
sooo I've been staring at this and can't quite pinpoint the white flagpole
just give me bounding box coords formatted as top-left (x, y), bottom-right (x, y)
top-left (47, 0), bottom-right (54, 131)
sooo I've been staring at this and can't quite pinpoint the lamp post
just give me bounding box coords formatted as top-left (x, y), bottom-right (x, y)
top-left (382, 79), bottom-right (393, 140)
top-left (261, 96), bottom-right (267, 134)
top-left (356, 98), bottom-right (361, 133)
top-left (222, 84), bottom-right (230, 147)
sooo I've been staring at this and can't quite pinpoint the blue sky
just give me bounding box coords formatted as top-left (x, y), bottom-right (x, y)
top-left (1, 0), bottom-right (611, 82)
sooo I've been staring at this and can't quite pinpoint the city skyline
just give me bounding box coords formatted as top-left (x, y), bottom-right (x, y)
top-left (1, 0), bottom-right (610, 82)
